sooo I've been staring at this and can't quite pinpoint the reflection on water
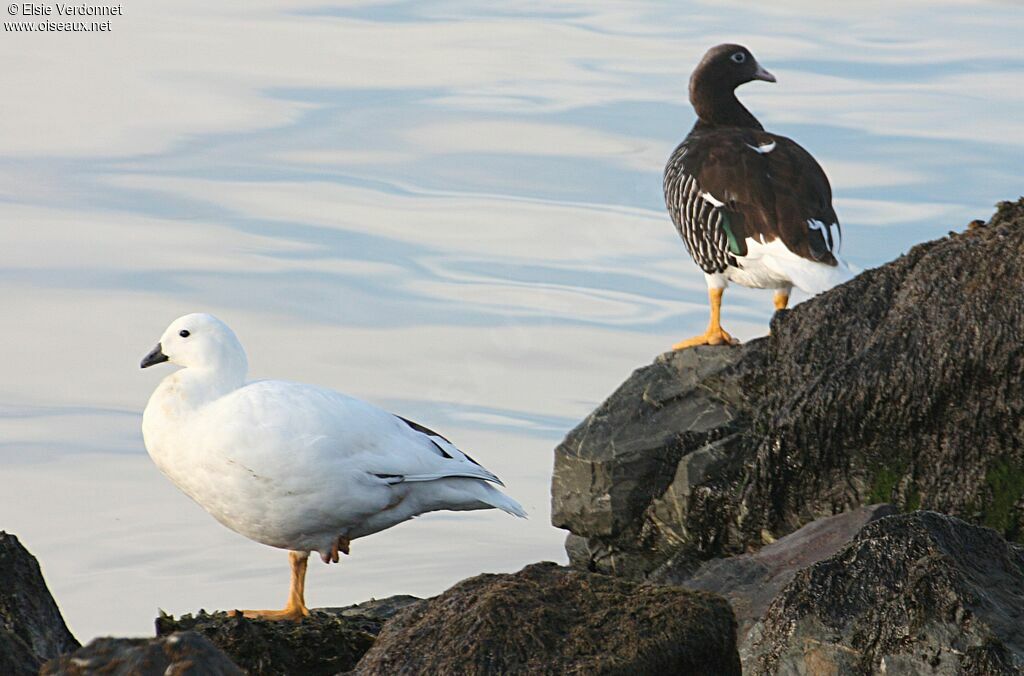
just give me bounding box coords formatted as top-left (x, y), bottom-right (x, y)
top-left (1, 0), bottom-right (1022, 641)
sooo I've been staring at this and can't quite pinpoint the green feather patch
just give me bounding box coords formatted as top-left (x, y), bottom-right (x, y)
top-left (720, 212), bottom-right (742, 255)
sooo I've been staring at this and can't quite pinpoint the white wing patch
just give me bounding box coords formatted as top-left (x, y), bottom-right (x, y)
top-left (808, 219), bottom-right (842, 252)
top-left (700, 192), bottom-right (725, 208)
top-left (746, 141), bottom-right (776, 154)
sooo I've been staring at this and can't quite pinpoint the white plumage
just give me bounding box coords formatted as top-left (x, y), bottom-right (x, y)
top-left (707, 236), bottom-right (854, 294)
top-left (140, 313), bottom-right (524, 619)
top-left (745, 140), bottom-right (776, 154)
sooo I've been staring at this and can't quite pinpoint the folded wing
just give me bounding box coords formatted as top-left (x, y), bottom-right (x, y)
top-left (666, 128), bottom-right (841, 269)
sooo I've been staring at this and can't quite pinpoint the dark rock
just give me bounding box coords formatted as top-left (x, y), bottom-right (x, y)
top-left (739, 200), bottom-right (1024, 552)
top-left (40, 631), bottom-right (242, 675)
top-left (552, 200), bottom-right (1024, 576)
top-left (745, 511), bottom-right (1024, 675)
top-left (352, 561), bottom-right (741, 675)
top-left (667, 503), bottom-right (896, 643)
top-left (0, 531), bottom-right (79, 676)
top-left (155, 609), bottom-right (375, 675)
top-left (320, 595), bottom-right (422, 635)
top-left (551, 345), bottom-right (753, 577)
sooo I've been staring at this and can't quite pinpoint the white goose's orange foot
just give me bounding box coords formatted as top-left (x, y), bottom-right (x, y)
top-left (229, 604), bottom-right (309, 622)
top-left (228, 550), bottom-right (311, 621)
top-left (672, 327), bottom-right (738, 350)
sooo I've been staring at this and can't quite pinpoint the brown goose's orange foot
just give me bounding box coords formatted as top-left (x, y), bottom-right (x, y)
top-left (672, 327), bottom-right (738, 350)
top-left (229, 604), bottom-right (309, 622)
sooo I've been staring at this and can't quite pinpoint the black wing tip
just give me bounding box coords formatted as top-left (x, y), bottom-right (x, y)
top-left (395, 414), bottom-right (455, 457)
top-left (395, 414), bottom-right (452, 443)
top-left (395, 413), bottom-right (489, 467)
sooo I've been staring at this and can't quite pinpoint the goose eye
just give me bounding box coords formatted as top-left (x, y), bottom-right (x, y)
top-left (179, 330), bottom-right (191, 338)
top-left (731, 52), bottom-right (746, 64)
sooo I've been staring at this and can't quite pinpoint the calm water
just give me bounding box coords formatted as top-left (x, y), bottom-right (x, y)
top-left (1, 0), bottom-right (1022, 641)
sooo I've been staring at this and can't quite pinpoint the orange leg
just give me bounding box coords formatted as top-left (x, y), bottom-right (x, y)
top-left (673, 287), bottom-right (738, 350)
top-left (773, 291), bottom-right (789, 311)
top-left (230, 550), bottom-right (310, 621)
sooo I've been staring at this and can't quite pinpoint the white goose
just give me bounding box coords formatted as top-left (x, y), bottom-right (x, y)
top-left (140, 313), bottom-right (525, 621)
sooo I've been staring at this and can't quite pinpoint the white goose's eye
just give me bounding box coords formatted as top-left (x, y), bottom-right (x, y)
top-left (731, 52), bottom-right (746, 64)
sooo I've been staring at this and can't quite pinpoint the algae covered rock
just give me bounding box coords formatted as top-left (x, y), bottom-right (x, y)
top-left (553, 200), bottom-right (1024, 576)
top-left (320, 594), bottom-right (421, 635)
top-left (353, 561), bottom-right (741, 675)
top-left (156, 609), bottom-right (375, 675)
top-left (668, 503), bottom-right (897, 644)
top-left (41, 632), bottom-right (242, 675)
top-left (739, 199), bottom-right (1024, 550)
top-left (745, 511), bottom-right (1024, 675)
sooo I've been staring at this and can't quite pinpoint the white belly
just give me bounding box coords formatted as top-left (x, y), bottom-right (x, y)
top-left (725, 257), bottom-right (793, 289)
top-left (142, 412), bottom-right (391, 553)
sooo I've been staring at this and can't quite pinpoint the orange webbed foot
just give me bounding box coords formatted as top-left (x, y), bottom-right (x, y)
top-left (672, 327), bottom-right (739, 350)
top-left (227, 550), bottom-right (311, 621)
top-left (228, 604), bottom-right (309, 622)
top-left (674, 287), bottom-right (738, 350)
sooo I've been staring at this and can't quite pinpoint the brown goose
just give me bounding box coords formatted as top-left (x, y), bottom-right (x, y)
top-left (664, 43), bottom-right (851, 349)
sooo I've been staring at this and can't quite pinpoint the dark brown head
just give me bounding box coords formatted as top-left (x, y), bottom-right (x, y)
top-left (689, 44), bottom-right (775, 129)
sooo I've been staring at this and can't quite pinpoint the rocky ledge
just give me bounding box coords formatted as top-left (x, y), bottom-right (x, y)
top-left (671, 503), bottom-right (897, 643)
top-left (148, 595), bottom-right (420, 675)
top-left (746, 511), bottom-right (1024, 675)
top-left (23, 558), bottom-right (739, 675)
top-left (0, 532), bottom-right (79, 675)
top-left (41, 632), bottom-right (243, 676)
top-left (553, 199), bottom-right (1024, 579)
top-left (19, 511), bottom-right (1024, 674)
top-left (354, 561), bottom-right (740, 675)
top-left (143, 564), bottom-right (739, 674)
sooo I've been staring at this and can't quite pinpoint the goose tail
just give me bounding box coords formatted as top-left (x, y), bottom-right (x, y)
top-left (479, 483), bottom-right (528, 518)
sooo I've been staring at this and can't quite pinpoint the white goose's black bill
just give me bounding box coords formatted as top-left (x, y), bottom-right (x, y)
top-left (140, 344), bottom-right (169, 369)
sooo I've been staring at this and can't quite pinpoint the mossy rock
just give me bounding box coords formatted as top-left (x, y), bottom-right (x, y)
top-left (353, 562), bottom-right (741, 675)
top-left (156, 610), bottom-right (374, 676)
